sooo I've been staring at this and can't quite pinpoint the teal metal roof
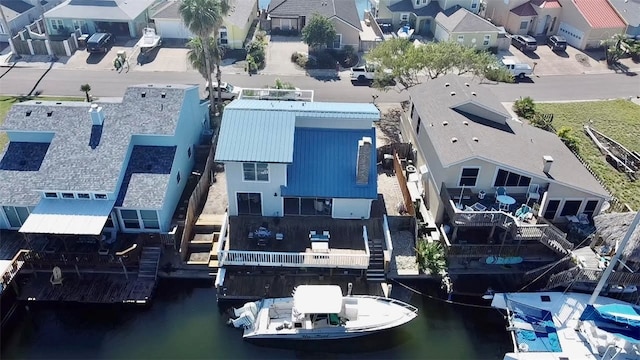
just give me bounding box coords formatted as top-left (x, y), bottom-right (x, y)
top-left (281, 127), bottom-right (377, 199)
top-left (214, 100), bottom-right (379, 163)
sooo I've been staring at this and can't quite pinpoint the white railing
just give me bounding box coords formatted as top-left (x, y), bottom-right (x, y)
top-left (216, 212), bottom-right (229, 255)
top-left (218, 250), bottom-right (369, 269)
top-left (382, 215), bottom-right (393, 254)
top-left (363, 225), bottom-right (371, 258)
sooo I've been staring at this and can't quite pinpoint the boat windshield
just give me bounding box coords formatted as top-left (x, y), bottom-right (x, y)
top-left (226, 84), bottom-right (234, 92)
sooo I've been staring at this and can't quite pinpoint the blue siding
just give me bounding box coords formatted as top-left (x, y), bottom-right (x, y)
top-left (282, 127), bottom-right (377, 199)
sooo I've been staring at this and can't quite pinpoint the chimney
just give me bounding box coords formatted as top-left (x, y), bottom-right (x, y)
top-left (356, 137), bottom-right (372, 185)
top-left (89, 103), bottom-right (104, 126)
top-left (543, 155), bottom-right (554, 174)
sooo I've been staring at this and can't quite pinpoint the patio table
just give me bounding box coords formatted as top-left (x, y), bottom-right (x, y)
top-left (497, 195), bottom-right (516, 211)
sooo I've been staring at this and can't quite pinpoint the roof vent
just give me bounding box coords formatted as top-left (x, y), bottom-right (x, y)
top-left (89, 103), bottom-right (104, 125)
top-left (442, 121), bottom-right (449, 126)
top-left (26, 110), bottom-right (32, 117)
top-left (166, 85), bottom-right (172, 88)
top-left (451, 137), bottom-right (458, 143)
top-left (543, 155), bottom-right (554, 174)
top-left (161, 92), bottom-right (166, 98)
top-left (445, 83), bottom-right (450, 87)
top-left (450, 91), bottom-right (456, 96)
top-left (56, 102), bottom-right (62, 105)
top-left (472, 137), bottom-right (479, 142)
top-left (464, 83), bottom-right (470, 87)
top-left (147, 84), bottom-right (153, 87)
top-left (141, 92), bottom-right (146, 98)
top-left (47, 111), bottom-right (53, 117)
top-left (35, 101), bottom-right (42, 104)
top-left (463, 121), bottom-right (469, 126)
top-left (471, 92), bottom-right (477, 96)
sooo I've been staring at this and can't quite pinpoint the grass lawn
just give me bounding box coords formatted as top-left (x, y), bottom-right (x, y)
top-left (536, 100), bottom-right (640, 210)
top-left (0, 96), bottom-right (85, 151)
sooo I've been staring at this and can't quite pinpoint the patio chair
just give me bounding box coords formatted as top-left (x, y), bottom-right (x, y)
top-left (50, 266), bottom-right (63, 286)
top-left (494, 187), bottom-right (507, 204)
top-left (515, 204), bottom-right (533, 221)
top-left (526, 184), bottom-right (540, 204)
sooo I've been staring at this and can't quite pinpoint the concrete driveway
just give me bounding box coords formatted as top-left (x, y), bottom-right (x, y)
top-left (261, 35), bottom-right (307, 76)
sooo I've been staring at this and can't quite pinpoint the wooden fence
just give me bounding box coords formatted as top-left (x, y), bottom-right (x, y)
top-left (393, 152), bottom-right (415, 216)
top-left (179, 144), bottom-right (215, 261)
top-left (11, 27), bottom-right (79, 57)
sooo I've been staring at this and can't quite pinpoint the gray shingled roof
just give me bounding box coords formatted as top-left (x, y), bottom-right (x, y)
top-left (0, 84), bottom-right (195, 208)
top-left (387, 0), bottom-right (442, 17)
top-left (1, 0), bottom-right (34, 21)
top-left (268, 0), bottom-right (362, 31)
top-left (435, 8), bottom-right (499, 33)
top-left (45, 0), bottom-right (156, 21)
top-left (408, 75), bottom-right (610, 198)
top-left (608, 0), bottom-right (640, 27)
top-left (152, 0), bottom-right (256, 28)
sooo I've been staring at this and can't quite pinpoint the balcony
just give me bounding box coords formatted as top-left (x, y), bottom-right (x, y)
top-left (216, 214), bottom-right (382, 269)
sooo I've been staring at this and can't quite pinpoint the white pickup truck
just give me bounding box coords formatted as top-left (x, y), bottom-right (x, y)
top-left (500, 59), bottom-right (533, 79)
top-left (350, 64), bottom-right (378, 82)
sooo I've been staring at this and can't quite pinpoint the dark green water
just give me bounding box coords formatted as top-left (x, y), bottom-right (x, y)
top-left (1, 280), bottom-right (511, 359)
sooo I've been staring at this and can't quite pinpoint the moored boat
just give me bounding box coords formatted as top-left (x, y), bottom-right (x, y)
top-left (228, 284), bottom-right (418, 340)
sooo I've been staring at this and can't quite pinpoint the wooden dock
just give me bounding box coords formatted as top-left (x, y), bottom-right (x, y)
top-left (17, 272), bottom-right (156, 304)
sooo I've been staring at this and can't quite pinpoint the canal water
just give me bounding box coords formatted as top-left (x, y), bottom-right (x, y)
top-left (1, 279), bottom-right (512, 359)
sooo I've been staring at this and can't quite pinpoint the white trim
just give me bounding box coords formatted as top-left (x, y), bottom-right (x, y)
top-left (117, 208), bottom-right (160, 232)
top-left (332, 33), bottom-right (342, 49)
top-left (541, 197), bottom-right (562, 221)
top-left (242, 162), bottom-right (270, 182)
top-left (400, 13), bottom-right (410, 22)
top-left (559, 198), bottom-right (584, 218)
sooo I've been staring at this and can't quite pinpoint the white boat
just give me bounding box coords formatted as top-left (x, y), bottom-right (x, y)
top-left (136, 28), bottom-right (161, 53)
top-left (228, 284), bottom-right (418, 340)
top-left (397, 25), bottom-right (414, 39)
top-left (491, 211), bottom-right (640, 360)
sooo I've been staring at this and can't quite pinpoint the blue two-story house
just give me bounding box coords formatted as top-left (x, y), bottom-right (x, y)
top-left (0, 84), bottom-right (209, 238)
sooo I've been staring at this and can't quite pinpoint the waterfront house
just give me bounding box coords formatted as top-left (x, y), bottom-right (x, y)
top-left (266, 0), bottom-right (363, 49)
top-left (151, 0), bottom-right (258, 49)
top-left (212, 98), bottom-right (398, 296)
top-left (483, 0), bottom-right (626, 49)
top-left (399, 74), bottom-right (610, 273)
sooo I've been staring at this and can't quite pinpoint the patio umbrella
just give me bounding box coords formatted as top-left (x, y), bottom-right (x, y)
top-left (593, 212), bottom-right (640, 262)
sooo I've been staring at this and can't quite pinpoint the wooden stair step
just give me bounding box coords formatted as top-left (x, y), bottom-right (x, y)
top-left (208, 259), bottom-right (219, 268)
top-left (195, 214), bottom-right (225, 227)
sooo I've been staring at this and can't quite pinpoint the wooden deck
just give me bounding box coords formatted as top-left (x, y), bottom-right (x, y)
top-left (227, 215), bottom-right (384, 252)
top-left (17, 272), bottom-right (155, 304)
top-left (217, 270), bottom-right (385, 301)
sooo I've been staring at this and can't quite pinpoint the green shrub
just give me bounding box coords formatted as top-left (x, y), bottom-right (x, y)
top-left (485, 67), bottom-right (515, 83)
top-left (513, 96), bottom-right (536, 119)
top-left (254, 31), bottom-right (267, 44)
top-left (293, 53), bottom-right (309, 68)
top-left (246, 40), bottom-right (266, 69)
top-left (557, 126), bottom-right (580, 153)
top-left (415, 241), bottom-right (447, 275)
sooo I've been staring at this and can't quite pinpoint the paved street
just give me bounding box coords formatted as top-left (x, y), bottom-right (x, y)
top-left (0, 66), bottom-right (638, 103)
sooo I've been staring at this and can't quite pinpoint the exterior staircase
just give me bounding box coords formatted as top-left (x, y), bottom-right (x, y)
top-left (366, 238), bottom-right (386, 282)
top-left (541, 266), bottom-right (582, 291)
top-left (138, 247), bottom-right (162, 281)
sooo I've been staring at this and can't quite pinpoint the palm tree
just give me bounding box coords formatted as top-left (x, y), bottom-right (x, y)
top-left (180, 0), bottom-right (229, 117)
top-left (80, 84), bottom-right (92, 102)
top-left (186, 36), bottom-right (224, 96)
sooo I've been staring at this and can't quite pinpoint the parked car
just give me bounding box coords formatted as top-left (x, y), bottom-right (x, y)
top-left (86, 33), bottom-right (114, 53)
top-left (511, 35), bottom-right (537, 52)
top-left (350, 63), bottom-right (392, 83)
top-left (205, 81), bottom-right (242, 100)
top-left (547, 35), bottom-right (567, 51)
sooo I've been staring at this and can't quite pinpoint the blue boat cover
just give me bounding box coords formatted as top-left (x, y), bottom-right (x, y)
top-left (579, 304), bottom-right (640, 343)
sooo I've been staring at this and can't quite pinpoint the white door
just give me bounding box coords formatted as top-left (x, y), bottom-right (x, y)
top-left (557, 22), bottom-right (584, 48)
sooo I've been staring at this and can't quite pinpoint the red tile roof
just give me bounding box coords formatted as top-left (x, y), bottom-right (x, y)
top-left (510, 2), bottom-right (538, 16)
top-left (572, 0), bottom-right (626, 29)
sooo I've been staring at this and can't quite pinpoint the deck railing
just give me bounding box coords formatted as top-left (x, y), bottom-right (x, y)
top-left (1, 249), bottom-right (28, 292)
top-left (218, 250), bottom-right (370, 269)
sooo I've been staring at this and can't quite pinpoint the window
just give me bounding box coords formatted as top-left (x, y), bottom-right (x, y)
top-left (457, 35), bottom-right (464, 43)
top-left (51, 19), bottom-right (64, 31)
top-left (176, 172), bottom-right (181, 184)
top-left (219, 27), bottom-right (228, 45)
top-left (44, 192), bottom-right (58, 198)
top-left (332, 34), bottom-right (342, 49)
top-left (140, 210), bottom-right (159, 229)
top-left (401, 13), bottom-right (409, 21)
top-left (243, 163), bottom-right (269, 182)
top-left (120, 209), bottom-right (140, 229)
top-left (493, 169), bottom-right (531, 187)
top-left (560, 200), bottom-right (582, 217)
top-left (543, 200), bottom-right (560, 220)
top-left (483, 35), bottom-right (491, 46)
top-left (61, 193), bottom-right (74, 199)
top-left (236, 192), bottom-right (262, 215)
top-left (3, 206), bottom-right (21, 228)
top-left (582, 200), bottom-right (599, 220)
top-left (77, 193), bottom-right (90, 199)
top-left (459, 168), bottom-right (479, 187)
top-left (416, 0), bottom-right (420, 4)
top-left (520, 21), bottom-right (528, 30)
top-left (94, 193), bottom-right (107, 199)
top-left (471, 0), bottom-right (478, 8)
top-left (416, 116), bottom-right (421, 135)
top-left (72, 20), bottom-right (87, 33)
top-left (187, 147), bottom-right (192, 158)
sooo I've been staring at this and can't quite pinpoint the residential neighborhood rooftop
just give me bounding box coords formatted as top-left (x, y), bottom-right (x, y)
top-left (267, 0), bottom-right (362, 31)
top-left (607, 0), bottom-right (640, 27)
top-left (572, 0), bottom-right (626, 29)
top-left (45, 0), bottom-right (156, 21)
top-left (0, 0), bottom-right (34, 21)
top-left (0, 84), bottom-right (196, 207)
top-left (435, 8), bottom-right (497, 33)
top-left (510, 2), bottom-right (538, 16)
top-left (408, 75), bottom-right (610, 197)
top-left (152, 0), bottom-right (256, 27)
top-left (387, 0), bottom-right (442, 17)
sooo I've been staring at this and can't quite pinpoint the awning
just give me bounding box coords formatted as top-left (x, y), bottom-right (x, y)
top-left (19, 199), bottom-right (115, 235)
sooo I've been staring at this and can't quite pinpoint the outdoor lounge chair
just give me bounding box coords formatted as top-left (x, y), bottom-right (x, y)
top-left (50, 266), bottom-right (63, 286)
top-left (515, 204), bottom-right (533, 221)
top-left (526, 184), bottom-right (540, 204)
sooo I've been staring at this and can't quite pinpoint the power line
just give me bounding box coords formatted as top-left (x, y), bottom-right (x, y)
top-left (391, 279), bottom-right (495, 310)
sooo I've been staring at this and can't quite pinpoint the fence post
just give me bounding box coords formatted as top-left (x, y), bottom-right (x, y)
top-left (45, 39), bottom-right (53, 56)
top-left (27, 39), bottom-right (35, 55)
top-left (63, 40), bottom-right (71, 56)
